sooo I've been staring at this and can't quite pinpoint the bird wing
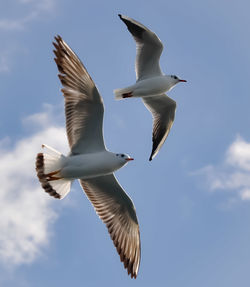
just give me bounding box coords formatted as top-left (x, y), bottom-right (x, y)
top-left (79, 174), bottom-right (140, 278)
top-left (142, 95), bottom-right (176, 160)
top-left (53, 35), bottom-right (105, 154)
top-left (119, 14), bottom-right (163, 81)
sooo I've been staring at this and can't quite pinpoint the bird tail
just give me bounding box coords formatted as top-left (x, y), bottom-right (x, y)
top-left (36, 144), bottom-right (72, 199)
top-left (114, 87), bottom-right (133, 100)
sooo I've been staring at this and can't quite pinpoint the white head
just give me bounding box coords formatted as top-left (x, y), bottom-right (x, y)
top-left (168, 74), bottom-right (187, 87)
top-left (115, 153), bottom-right (134, 165)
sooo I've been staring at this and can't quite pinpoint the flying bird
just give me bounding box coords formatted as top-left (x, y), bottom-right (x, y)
top-left (115, 14), bottom-right (187, 161)
top-left (35, 35), bottom-right (140, 278)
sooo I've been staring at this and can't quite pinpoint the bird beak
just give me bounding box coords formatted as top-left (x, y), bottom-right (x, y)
top-left (126, 158), bottom-right (134, 161)
top-left (179, 79), bottom-right (187, 82)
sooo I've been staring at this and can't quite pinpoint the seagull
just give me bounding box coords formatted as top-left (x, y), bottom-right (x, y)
top-left (115, 14), bottom-right (187, 161)
top-left (35, 35), bottom-right (140, 279)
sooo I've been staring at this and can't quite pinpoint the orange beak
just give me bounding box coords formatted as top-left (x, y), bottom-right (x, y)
top-left (126, 158), bottom-right (134, 161)
top-left (179, 79), bottom-right (187, 82)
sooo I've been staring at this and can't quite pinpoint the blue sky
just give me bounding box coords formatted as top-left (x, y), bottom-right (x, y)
top-left (1, 0), bottom-right (250, 286)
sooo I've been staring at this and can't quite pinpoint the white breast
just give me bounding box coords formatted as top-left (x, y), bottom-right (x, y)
top-left (133, 76), bottom-right (173, 97)
top-left (60, 151), bottom-right (123, 180)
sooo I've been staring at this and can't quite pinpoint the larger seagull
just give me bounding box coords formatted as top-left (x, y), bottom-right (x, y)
top-left (114, 15), bottom-right (187, 161)
top-left (35, 36), bottom-right (140, 278)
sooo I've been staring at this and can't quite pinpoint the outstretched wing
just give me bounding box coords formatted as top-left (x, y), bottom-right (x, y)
top-left (143, 94), bottom-right (176, 160)
top-left (53, 35), bottom-right (106, 154)
top-left (79, 174), bottom-right (140, 278)
top-left (119, 14), bottom-right (163, 81)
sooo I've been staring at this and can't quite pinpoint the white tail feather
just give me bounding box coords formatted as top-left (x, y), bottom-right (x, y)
top-left (49, 179), bottom-right (72, 199)
top-left (36, 144), bottom-right (72, 199)
top-left (42, 144), bottom-right (65, 175)
top-left (42, 144), bottom-right (61, 155)
top-left (114, 87), bottom-right (133, 100)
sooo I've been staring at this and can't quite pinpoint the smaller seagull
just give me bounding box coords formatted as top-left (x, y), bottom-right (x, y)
top-left (35, 36), bottom-right (140, 278)
top-left (115, 14), bottom-right (187, 161)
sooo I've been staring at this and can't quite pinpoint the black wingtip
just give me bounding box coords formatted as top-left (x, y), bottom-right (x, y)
top-left (118, 14), bottom-right (122, 19)
top-left (53, 35), bottom-right (62, 48)
top-left (149, 150), bottom-right (155, 161)
top-left (54, 34), bottom-right (61, 42)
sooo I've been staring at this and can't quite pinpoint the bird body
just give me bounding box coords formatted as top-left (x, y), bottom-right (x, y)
top-left (59, 151), bottom-right (131, 179)
top-left (116, 14), bottom-right (186, 160)
top-left (35, 35), bottom-right (140, 279)
top-left (114, 75), bottom-right (179, 99)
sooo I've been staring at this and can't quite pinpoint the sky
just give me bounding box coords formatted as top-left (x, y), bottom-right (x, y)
top-left (1, 0), bottom-right (250, 286)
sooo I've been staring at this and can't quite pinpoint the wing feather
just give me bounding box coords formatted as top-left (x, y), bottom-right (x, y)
top-left (53, 35), bottom-right (105, 154)
top-left (79, 174), bottom-right (140, 278)
top-left (119, 14), bottom-right (163, 81)
top-left (143, 95), bottom-right (176, 160)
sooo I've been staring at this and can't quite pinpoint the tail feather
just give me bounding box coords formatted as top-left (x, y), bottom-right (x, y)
top-left (41, 144), bottom-right (64, 175)
top-left (114, 87), bottom-right (133, 100)
top-left (36, 145), bottom-right (72, 199)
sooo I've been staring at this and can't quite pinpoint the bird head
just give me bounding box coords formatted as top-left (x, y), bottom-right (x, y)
top-left (115, 153), bottom-right (134, 164)
top-left (170, 74), bottom-right (187, 85)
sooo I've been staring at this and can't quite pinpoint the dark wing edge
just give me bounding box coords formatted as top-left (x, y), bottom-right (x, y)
top-left (118, 14), bottom-right (147, 41)
top-left (118, 14), bottom-right (163, 81)
top-left (143, 95), bottom-right (176, 161)
top-left (53, 35), bottom-right (105, 153)
top-left (79, 174), bottom-right (141, 278)
top-left (53, 35), bottom-right (100, 101)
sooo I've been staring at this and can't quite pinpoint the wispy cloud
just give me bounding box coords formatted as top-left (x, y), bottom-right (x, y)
top-left (0, 0), bottom-right (57, 73)
top-left (0, 52), bottom-right (11, 73)
top-left (0, 0), bottom-right (56, 31)
top-left (0, 105), bottom-right (68, 266)
top-left (18, 0), bottom-right (55, 11)
top-left (193, 136), bottom-right (250, 202)
top-left (0, 46), bottom-right (24, 74)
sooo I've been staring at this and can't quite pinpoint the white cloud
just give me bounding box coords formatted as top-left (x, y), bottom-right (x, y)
top-left (225, 138), bottom-right (250, 171)
top-left (194, 136), bottom-right (250, 201)
top-left (0, 0), bottom-right (57, 73)
top-left (0, 106), bottom-right (68, 266)
top-left (0, 0), bottom-right (56, 31)
top-left (22, 103), bottom-right (64, 130)
top-left (240, 189), bottom-right (250, 200)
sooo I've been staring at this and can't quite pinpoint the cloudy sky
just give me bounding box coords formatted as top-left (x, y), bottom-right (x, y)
top-left (1, 0), bottom-right (250, 286)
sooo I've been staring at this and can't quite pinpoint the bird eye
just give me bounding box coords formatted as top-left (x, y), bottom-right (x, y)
top-left (174, 76), bottom-right (177, 79)
top-left (121, 154), bottom-right (125, 158)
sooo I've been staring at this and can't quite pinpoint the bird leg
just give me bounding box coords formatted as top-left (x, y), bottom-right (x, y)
top-left (122, 92), bottom-right (133, 98)
top-left (45, 170), bottom-right (62, 181)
